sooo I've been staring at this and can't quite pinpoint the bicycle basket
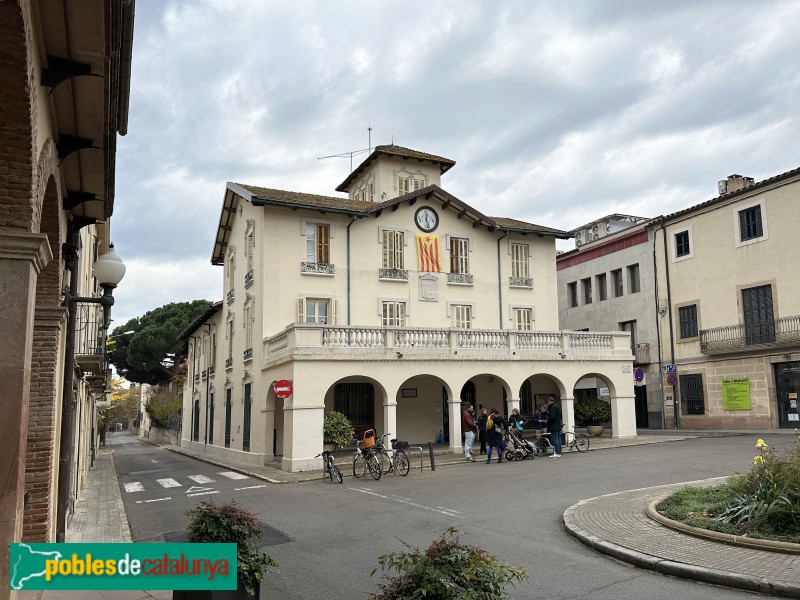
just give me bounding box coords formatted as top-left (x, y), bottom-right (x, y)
top-left (392, 440), bottom-right (409, 450)
top-left (362, 429), bottom-right (376, 449)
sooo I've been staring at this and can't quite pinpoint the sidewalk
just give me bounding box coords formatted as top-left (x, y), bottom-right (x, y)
top-left (563, 479), bottom-right (800, 598)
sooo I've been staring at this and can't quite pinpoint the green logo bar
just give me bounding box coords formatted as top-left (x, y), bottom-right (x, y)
top-left (10, 543), bottom-right (237, 590)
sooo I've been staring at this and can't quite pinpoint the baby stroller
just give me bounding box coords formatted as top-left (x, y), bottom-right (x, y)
top-left (503, 427), bottom-right (536, 461)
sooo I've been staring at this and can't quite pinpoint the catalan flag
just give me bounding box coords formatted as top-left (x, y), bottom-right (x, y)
top-left (417, 234), bottom-right (441, 272)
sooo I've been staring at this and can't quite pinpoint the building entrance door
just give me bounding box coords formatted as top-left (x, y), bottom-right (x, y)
top-left (634, 385), bottom-right (649, 428)
top-left (774, 361), bottom-right (800, 429)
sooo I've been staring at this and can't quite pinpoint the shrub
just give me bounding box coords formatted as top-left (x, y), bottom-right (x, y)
top-left (574, 397), bottom-right (612, 427)
top-left (323, 411), bottom-right (354, 448)
top-left (370, 528), bottom-right (526, 600)
top-left (145, 387), bottom-right (183, 430)
top-left (186, 500), bottom-right (277, 597)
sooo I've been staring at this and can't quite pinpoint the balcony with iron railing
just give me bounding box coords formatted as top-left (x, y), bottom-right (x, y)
top-left (227, 289), bottom-right (235, 304)
top-left (243, 347), bottom-right (253, 361)
top-left (264, 324), bottom-right (633, 363)
top-left (225, 357), bottom-right (233, 369)
top-left (301, 262), bottom-right (335, 275)
top-left (632, 343), bottom-right (651, 365)
top-left (244, 269), bottom-right (254, 287)
top-left (700, 315), bottom-right (800, 354)
top-left (74, 302), bottom-right (105, 373)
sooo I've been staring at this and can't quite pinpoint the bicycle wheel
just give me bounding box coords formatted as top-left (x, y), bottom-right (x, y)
top-left (380, 448), bottom-right (392, 474)
top-left (573, 434), bottom-right (590, 453)
top-left (367, 453), bottom-right (382, 480)
top-left (331, 464), bottom-right (343, 484)
top-left (394, 450), bottom-right (410, 476)
top-left (352, 453), bottom-right (366, 478)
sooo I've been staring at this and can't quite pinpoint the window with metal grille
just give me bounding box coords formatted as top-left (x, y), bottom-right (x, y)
top-left (382, 301), bottom-right (406, 327)
top-left (596, 273), bottom-right (607, 301)
top-left (678, 304), bottom-right (698, 339)
top-left (739, 205), bottom-right (763, 241)
top-left (612, 269), bottom-right (623, 297)
top-left (450, 237), bottom-right (469, 274)
top-left (511, 243), bottom-right (529, 278)
top-left (567, 282), bottom-right (578, 308)
top-left (514, 308), bottom-right (533, 330)
top-left (675, 231), bottom-right (690, 258)
top-left (305, 223), bottom-right (330, 263)
top-left (452, 304), bottom-right (472, 328)
top-left (627, 264), bottom-right (640, 293)
top-left (582, 278), bottom-right (592, 304)
top-left (334, 383), bottom-right (375, 430)
top-left (680, 373), bottom-right (705, 415)
top-left (382, 230), bottom-right (404, 270)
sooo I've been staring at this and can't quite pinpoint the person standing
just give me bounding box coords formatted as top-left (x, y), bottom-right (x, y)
top-left (461, 404), bottom-right (478, 462)
top-left (485, 408), bottom-right (507, 464)
top-left (533, 404), bottom-right (548, 452)
top-left (476, 408), bottom-right (488, 455)
top-left (546, 397), bottom-right (563, 457)
top-left (508, 407), bottom-right (524, 431)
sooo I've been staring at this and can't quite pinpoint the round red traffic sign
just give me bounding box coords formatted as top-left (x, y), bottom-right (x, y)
top-left (274, 379), bottom-right (293, 399)
top-left (634, 367), bottom-right (645, 382)
top-left (666, 372), bottom-right (678, 387)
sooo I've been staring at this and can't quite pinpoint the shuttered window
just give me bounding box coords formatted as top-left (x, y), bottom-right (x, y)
top-left (450, 238), bottom-right (469, 274)
top-left (382, 230), bottom-right (404, 270)
top-left (511, 243), bottom-right (529, 278)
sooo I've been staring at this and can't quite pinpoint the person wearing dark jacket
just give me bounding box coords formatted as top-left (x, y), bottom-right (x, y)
top-left (485, 408), bottom-right (507, 464)
top-left (508, 408), bottom-right (524, 431)
top-left (546, 397), bottom-right (563, 457)
top-left (476, 409), bottom-right (488, 454)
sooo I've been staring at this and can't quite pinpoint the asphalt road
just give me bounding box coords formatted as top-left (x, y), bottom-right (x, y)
top-left (112, 433), bottom-right (797, 599)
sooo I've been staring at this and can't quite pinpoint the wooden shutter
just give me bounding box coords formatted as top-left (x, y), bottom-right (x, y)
top-left (297, 298), bottom-right (306, 323)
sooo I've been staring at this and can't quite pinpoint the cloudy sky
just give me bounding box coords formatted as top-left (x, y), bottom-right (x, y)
top-left (111, 0), bottom-right (800, 326)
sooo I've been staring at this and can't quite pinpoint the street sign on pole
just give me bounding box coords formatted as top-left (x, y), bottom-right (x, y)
top-left (274, 379), bottom-right (293, 399)
top-left (665, 364), bottom-right (677, 373)
top-left (666, 372), bottom-right (678, 387)
top-left (634, 367), bottom-right (645, 383)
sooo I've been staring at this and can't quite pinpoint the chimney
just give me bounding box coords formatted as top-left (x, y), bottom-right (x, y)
top-left (718, 174), bottom-right (755, 195)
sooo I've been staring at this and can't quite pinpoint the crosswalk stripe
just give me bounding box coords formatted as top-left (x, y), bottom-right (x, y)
top-left (156, 478), bottom-right (182, 488)
top-left (124, 482), bottom-right (144, 493)
top-left (187, 475), bottom-right (215, 484)
top-left (218, 471), bottom-right (249, 480)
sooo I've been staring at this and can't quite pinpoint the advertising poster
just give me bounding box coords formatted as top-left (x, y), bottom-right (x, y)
top-left (722, 378), bottom-right (751, 410)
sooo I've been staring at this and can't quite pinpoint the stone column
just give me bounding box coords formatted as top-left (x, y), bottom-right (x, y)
top-left (262, 406), bottom-right (275, 462)
top-left (281, 402), bottom-right (324, 473)
top-left (0, 231), bottom-right (52, 593)
top-left (447, 398), bottom-right (462, 452)
top-left (383, 398), bottom-right (397, 442)
top-left (561, 396), bottom-right (575, 433)
top-left (611, 394), bottom-right (637, 439)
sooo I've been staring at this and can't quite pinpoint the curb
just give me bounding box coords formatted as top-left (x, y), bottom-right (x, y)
top-left (563, 499), bottom-right (800, 599)
top-left (646, 499), bottom-right (800, 555)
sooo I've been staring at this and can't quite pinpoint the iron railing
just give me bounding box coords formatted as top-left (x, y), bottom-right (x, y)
top-left (633, 343), bottom-right (650, 365)
top-left (447, 273), bottom-right (473, 285)
top-left (300, 262), bottom-right (335, 275)
top-left (700, 315), bottom-right (800, 353)
top-left (378, 268), bottom-right (409, 280)
top-left (509, 276), bottom-right (533, 287)
top-left (74, 302), bottom-right (105, 372)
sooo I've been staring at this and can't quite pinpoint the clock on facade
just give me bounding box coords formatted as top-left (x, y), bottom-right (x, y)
top-left (414, 206), bottom-right (439, 232)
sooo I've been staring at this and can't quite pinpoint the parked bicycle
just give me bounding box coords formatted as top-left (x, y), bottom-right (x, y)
top-left (534, 427), bottom-right (590, 455)
top-left (352, 434), bottom-right (382, 480)
top-left (375, 434), bottom-right (410, 476)
top-left (316, 450), bottom-right (343, 484)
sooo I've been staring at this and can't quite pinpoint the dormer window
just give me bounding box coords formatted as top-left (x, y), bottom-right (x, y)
top-left (399, 176), bottom-right (410, 195)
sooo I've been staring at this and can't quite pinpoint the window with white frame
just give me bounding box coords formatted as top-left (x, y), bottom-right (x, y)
top-left (227, 251), bottom-right (235, 291)
top-left (398, 176), bottom-right (410, 195)
top-left (451, 304), bottom-right (472, 329)
top-left (244, 300), bottom-right (254, 351)
top-left (305, 223), bottom-right (330, 264)
top-left (450, 237), bottom-right (469, 274)
top-left (298, 298), bottom-right (335, 324)
top-left (226, 318), bottom-right (234, 361)
top-left (513, 307), bottom-right (533, 330)
top-left (381, 301), bottom-right (406, 327)
top-left (674, 230), bottom-right (691, 259)
top-left (210, 331), bottom-right (216, 367)
top-left (511, 243), bottom-right (529, 278)
top-left (737, 201), bottom-right (766, 244)
top-left (382, 230), bottom-right (404, 270)
top-left (413, 177), bottom-right (425, 190)
top-left (245, 223), bottom-right (255, 271)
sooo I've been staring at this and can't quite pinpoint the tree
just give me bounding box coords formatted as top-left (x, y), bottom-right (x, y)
top-left (145, 386), bottom-right (183, 430)
top-left (107, 300), bottom-right (211, 385)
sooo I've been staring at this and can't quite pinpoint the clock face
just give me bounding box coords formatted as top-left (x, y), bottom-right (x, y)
top-left (415, 207), bottom-right (439, 232)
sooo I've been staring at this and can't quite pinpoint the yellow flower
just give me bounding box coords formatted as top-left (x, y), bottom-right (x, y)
top-left (754, 455), bottom-right (764, 464)
top-left (755, 439), bottom-right (768, 450)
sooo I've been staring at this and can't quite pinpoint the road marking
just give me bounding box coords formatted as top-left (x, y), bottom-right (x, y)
top-left (436, 506), bottom-right (461, 514)
top-left (156, 478), bottom-right (182, 488)
top-left (234, 485), bottom-right (267, 491)
top-left (219, 471), bottom-right (249, 480)
top-left (349, 488), bottom-right (463, 519)
top-left (124, 482), bottom-right (144, 493)
top-left (187, 490), bottom-right (220, 498)
top-left (150, 459), bottom-right (159, 463)
top-left (187, 475), bottom-right (216, 484)
top-left (135, 497), bottom-right (171, 504)
top-left (185, 486), bottom-right (214, 494)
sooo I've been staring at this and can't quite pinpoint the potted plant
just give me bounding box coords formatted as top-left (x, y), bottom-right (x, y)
top-left (574, 397), bottom-right (612, 437)
top-left (174, 499), bottom-right (277, 600)
top-left (323, 410), bottom-right (354, 451)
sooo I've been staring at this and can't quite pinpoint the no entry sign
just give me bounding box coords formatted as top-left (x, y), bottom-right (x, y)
top-left (274, 379), bottom-right (293, 398)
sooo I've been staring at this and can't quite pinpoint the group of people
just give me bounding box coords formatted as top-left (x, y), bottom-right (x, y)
top-left (460, 397), bottom-right (563, 463)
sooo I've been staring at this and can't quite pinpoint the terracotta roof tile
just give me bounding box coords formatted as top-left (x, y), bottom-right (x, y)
top-left (493, 216), bottom-right (570, 237)
top-left (235, 183), bottom-right (372, 213)
top-left (336, 144), bottom-right (456, 192)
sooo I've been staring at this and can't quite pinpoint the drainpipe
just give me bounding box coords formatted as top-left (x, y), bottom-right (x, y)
top-left (346, 218), bottom-right (357, 325)
top-left (660, 223), bottom-right (679, 429)
top-left (496, 233), bottom-right (508, 329)
top-left (652, 230), bottom-right (666, 430)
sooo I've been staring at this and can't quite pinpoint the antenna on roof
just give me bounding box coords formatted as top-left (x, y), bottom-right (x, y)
top-left (368, 123), bottom-right (372, 155)
top-left (317, 147), bottom-right (369, 172)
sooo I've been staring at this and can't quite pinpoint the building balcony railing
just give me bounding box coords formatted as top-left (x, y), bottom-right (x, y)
top-left (227, 289), bottom-right (235, 304)
top-left (74, 301), bottom-right (105, 373)
top-left (243, 347), bottom-right (253, 361)
top-left (225, 357), bottom-right (233, 369)
top-left (208, 365), bottom-right (215, 377)
top-left (379, 268), bottom-right (409, 281)
top-left (194, 373), bottom-right (200, 383)
top-left (447, 272), bottom-right (473, 285)
top-left (264, 324), bottom-right (633, 363)
top-left (244, 269), bottom-right (254, 287)
top-left (700, 315), bottom-right (800, 354)
top-left (509, 276), bottom-right (533, 288)
top-left (632, 343), bottom-right (651, 365)
top-left (301, 262), bottom-right (335, 275)
top-left (201, 369), bottom-right (208, 380)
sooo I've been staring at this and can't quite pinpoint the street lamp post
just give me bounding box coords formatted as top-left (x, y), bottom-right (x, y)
top-left (56, 245), bottom-right (126, 542)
